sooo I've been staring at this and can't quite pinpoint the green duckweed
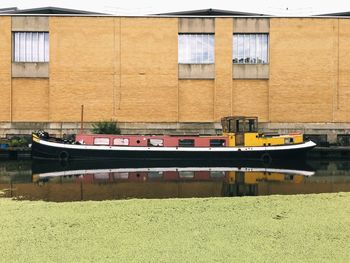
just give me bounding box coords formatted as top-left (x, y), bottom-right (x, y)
top-left (0, 193), bottom-right (349, 262)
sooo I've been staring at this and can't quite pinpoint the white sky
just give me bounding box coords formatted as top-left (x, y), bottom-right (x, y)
top-left (1, 0), bottom-right (350, 16)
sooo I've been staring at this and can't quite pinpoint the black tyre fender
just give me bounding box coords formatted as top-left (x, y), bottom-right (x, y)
top-left (261, 152), bottom-right (272, 164)
top-left (58, 151), bottom-right (69, 161)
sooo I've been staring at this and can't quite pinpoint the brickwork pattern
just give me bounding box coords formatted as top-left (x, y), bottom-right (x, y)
top-left (12, 78), bottom-right (49, 121)
top-left (0, 17), bottom-right (11, 122)
top-left (0, 17), bottom-right (349, 124)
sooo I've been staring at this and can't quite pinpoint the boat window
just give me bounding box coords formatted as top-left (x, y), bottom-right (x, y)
top-left (284, 138), bottom-right (294, 144)
top-left (221, 116), bottom-right (258, 133)
top-left (210, 171), bottom-right (226, 178)
top-left (148, 171), bottom-right (163, 179)
top-left (210, 139), bottom-right (226, 147)
top-left (93, 138), bottom-right (110, 145)
top-left (228, 119), bottom-right (236, 132)
top-left (94, 172), bottom-right (110, 180)
top-left (236, 120), bottom-right (244, 133)
top-left (178, 139), bottom-right (195, 147)
top-left (179, 171), bottom-right (194, 179)
top-left (113, 138), bottom-right (129, 146)
top-left (234, 171), bottom-right (245, 183)
top-left (246, 119), bottom-right (257, 132)
top-left (113, 172), bottom-right (129, 179)
top-left (148, 138), bottom-right (164, 147)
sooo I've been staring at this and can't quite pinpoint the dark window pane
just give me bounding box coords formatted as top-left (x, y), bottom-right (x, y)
top-left (178, 139), bottom-right (195, 147)
top-left (210, 139), bottom-right (226, 147)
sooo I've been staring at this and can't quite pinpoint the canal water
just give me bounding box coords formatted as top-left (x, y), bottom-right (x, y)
top-left (0, 159), bottom-right (350, 202)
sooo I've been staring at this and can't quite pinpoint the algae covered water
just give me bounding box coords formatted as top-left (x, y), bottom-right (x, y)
top-left (1, 193), bottom-right (349, 263)
top-left (1, 160), bottom-right (350, 262)
top-left (1, 159), bottom-right (350, 201)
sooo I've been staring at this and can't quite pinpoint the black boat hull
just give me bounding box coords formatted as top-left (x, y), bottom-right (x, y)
top-left (32, 136), bottom-right (316, 162)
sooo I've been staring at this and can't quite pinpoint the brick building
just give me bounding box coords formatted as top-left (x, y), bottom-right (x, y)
top-left (0, 7), bottom-right (349, 143)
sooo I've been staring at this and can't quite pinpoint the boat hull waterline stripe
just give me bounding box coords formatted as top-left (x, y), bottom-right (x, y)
top-left (36, 138), bottom-right (316, 152)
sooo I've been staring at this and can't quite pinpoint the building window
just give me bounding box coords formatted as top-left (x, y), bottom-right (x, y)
top-left (13, 32), bottom-right (49, 62)
top-left (178, 34), bottom-right (214, 64)
top-left (233, 34), bottom-right (268, 64)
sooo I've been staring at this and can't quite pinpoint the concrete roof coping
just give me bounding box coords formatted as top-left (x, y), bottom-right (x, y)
top-left (0, 14), bottom-right (350, 19)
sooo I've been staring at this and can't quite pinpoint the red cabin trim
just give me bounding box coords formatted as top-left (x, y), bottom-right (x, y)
top-left (76, 134), bottom-right (228, 148)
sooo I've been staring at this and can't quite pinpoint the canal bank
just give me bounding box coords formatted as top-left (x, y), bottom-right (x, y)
top-left (0, 192), bottom-right (349, 262)
top-left (0, 147), bottom-right (31, 160)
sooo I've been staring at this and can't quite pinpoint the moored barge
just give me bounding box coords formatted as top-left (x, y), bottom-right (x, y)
top-left (31, 116), bottom-right (316, 162)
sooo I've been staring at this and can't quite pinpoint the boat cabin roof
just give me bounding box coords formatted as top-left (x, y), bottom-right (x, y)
top-left (221, 116), bottom-right (258, 133)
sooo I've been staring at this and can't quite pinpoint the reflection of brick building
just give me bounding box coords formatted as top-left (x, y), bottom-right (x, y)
top-left (1, 8), bottom-right (350, 144)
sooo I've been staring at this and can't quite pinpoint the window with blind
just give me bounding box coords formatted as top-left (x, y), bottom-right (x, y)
top-left (233, 34), bottom-right (268, 64)
top-left (178, 34), bottom-right (214, 64)
top-left (13, 32), bottom-right (49, 62)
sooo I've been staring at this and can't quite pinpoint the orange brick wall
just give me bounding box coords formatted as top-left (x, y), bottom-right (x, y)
top-left (49, 17), bottom-right (115, 122)
top-left (178, 80), bottom-right (214, 121)
top-left (269, 18), bottom-right (335, 122)
top-left (0, 17), bottom-right (349, 124)
top-left (335, 19), bottom-right (350, 122)
top-left (12, 78), bottom-right (49, 121)
top-left (215, 18), bottom-right (233, 119)
top-left (0, 17), bottom-right (11, 121)
top-left (232, 80), bottom-right (269, 121)
top-left (117, 18), bottom-right (178, 122)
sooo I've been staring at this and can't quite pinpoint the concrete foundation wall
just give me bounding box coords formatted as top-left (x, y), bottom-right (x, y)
top-left (1, 121), bottom-right (349, 144)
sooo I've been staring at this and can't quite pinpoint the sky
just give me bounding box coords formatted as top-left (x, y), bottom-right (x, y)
top-left (1, 0), bottom-right (350, 16)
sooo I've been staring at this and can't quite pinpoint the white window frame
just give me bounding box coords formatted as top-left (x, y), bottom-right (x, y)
top-left (178, 33), bottom-right (215, 64)
top-left (12, 32), bottom-right (49, 62)
top-left (233, 33), bottom-right (269, 64)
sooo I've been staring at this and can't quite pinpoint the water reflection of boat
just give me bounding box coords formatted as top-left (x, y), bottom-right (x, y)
top-left (32, 159), bottom-right (314, 175)
top-left (3, 160), bottom-right (350, 202)
top-left (31, 166), bottom-right (315, 199)
top-left (33, 167), bottom-right (315, 182)
top-left (25, 159), bottom-right (319, 200)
